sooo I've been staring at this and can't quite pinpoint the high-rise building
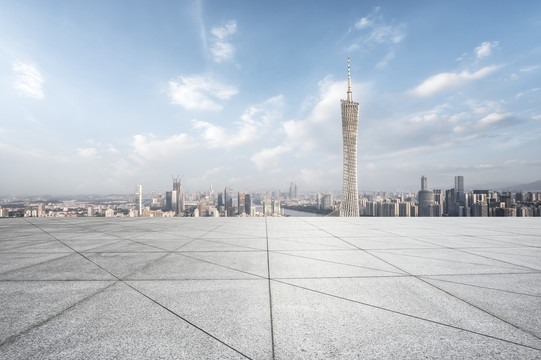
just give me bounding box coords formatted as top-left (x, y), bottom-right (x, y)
top-left (245, 193), bottom-right (252, 216)
top-left (217, 192), bottom-right (224, 207)
top-left (135, 185), bottom-right (143, 217)
top-left (238, 192), bottom-right (246, 215)
top-left (165, 191), bottom-right (172, 211)
top-left (321, 193), bottom-right (334, 210)
top-left (172, 176), bottom-right (184, 215)
top-left (418, 176), bottom-right (435, 217)
top-left (340, 58), bottom-right (360, 217)
top-left (455, 175), bottom-right (465, 204)
top-left (224, 187), bottom-right (233, 217)
top-left (421, 176), bottom-right (428, 191)
top-left (289, 183), bottom-right (297, 199)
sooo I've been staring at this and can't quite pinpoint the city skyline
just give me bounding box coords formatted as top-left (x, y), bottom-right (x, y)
top-left (1, 1), bottom-right (541, 195)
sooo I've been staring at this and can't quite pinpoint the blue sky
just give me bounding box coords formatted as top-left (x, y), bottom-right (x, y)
top-left (1, 0), bottom-right (540, 195)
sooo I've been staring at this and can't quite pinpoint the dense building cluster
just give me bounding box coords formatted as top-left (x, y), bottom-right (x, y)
top-left (1, 176), bottom-right (538, 218)
top-left (360, 176), bottom-right (541, 217)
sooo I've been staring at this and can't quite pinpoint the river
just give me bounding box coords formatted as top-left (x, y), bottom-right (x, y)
top-left (282, 208), bottom-right (324, 217)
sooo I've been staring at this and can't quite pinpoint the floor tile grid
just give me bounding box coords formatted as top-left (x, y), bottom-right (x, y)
top-left (2, 218), bottom-right (541, 359)
top-left (376, 225), bottom-right (541, 267)
top-left (1, 218), bottom-right (257, 359)
top-left (292, 218), bottom-right (541, 351)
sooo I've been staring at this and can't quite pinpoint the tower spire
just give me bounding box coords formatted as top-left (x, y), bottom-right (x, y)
top-left (347, 57), bottom-right (353, 102)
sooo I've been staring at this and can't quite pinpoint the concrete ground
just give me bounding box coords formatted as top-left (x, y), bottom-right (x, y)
top-left (0, 217), bottom-right (540, 359)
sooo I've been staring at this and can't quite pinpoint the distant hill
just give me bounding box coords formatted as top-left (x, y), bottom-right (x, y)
top-left (504, 180), bottom-right (541, 192)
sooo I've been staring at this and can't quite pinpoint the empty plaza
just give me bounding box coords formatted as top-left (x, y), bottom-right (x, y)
top-left (1, 217), bottom-right (540, 359)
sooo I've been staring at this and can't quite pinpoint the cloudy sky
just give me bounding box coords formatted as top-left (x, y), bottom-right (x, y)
top-left (1, 0), bottom-right (540, 196)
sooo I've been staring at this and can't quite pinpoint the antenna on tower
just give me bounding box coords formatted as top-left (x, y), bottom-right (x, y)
top-left (347, 57), bottom-right (353, 102)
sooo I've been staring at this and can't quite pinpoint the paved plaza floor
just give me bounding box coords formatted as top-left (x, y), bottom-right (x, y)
top-left (0, 217), bottom-right (540, 359)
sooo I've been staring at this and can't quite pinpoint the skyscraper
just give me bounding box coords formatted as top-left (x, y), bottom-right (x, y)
top-left (238, 192), bottom-right (246, 215)
top-left (421, 176), bottom-right (428, 191)
top-left (135, 185), bottom-right (143, 217)
top-left (340, 58), bottom-right (360, 217)
top-left (455, 175), bottom-right (465, 204)
top-left (245, 193), bottom-right (252, 216)
top-left (224, 186), bottom-right (233, 217)
top-left (289, 182), bottom-right (297, 199)
top-left (173, 176), bottom-right (184, 216)
top-left (418, 176), bottom-right (435, 217)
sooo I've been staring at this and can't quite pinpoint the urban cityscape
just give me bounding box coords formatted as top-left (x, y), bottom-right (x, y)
top-left (2, 2), bottom-right (541, 359)
top-left (1, 174), bottom-right (540, 218)
top-left (1, 60), bottom-right (539, 219)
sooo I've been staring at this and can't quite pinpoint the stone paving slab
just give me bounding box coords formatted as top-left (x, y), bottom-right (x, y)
top-left (0, 217), bottom-right (540, 359)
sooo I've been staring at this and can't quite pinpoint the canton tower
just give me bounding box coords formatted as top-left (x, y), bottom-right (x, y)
top-left (340, 58), bottom-right (360, 217)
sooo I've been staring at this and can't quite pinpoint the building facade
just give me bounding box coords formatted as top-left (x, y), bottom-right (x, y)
top-left (135, 185), bottom-right (143, 217)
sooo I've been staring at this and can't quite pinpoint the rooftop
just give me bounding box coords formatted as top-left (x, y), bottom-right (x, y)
top-left (1, 217), bottom-right (540, 359)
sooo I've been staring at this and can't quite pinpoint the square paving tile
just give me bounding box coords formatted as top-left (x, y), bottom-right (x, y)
top-left (0, 217), bottom-right (540, 359)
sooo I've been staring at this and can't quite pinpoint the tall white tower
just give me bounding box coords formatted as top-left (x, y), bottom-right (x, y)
top-left (340, 58), bottom-right (360, 217)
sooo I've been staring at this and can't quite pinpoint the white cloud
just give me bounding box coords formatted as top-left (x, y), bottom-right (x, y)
top-left (349, 8), bottom-right (405, 68)
top-left (376, 51), bottom-right (395, 69)
top-left (515, 87), bottom-right (541, 99)
top-left (297, 167), bottom-right (341, 192)
top-left (12, 60), bottom-right (45, 100)
top-left (193, 95), bottom-right (283, 149)
top-left (77, 148), bottom-right (99, 159)
top-left (368, 24), bottom-right (405, 44)
top-left (168, 74), bottom-right (238, 111)
top-left (532, 115), bottom-right (541, 120)
top-left (477, 112), bottom-right (514, 129)
top-left (131, 133), bottom-right (196, 162)
top-left (354, 7), bottom-right (380, 29)
top-left (505, 159), bottom-right (541, 166)
top-left (466, 99), bottom-right (503, 115)
top-left (520, 65), bottom-right (539, 72)
top-left (283, 77), bottom-right (347, 154)
top-left (407, 66), bottom-right (501, 97)
top-left (210, 20), bottom-right (237, 63)
top-left (250, 145), bottom-right (291, 170)
top-left (474, 41), bottom-right (499, 59)
top-left (192, 120), bottom-right (230, 147)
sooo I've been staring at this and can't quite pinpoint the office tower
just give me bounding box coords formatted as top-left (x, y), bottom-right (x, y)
top-left (245, 193), bottom-right (252, 216)
top-left (445, 188), bottom-right (455, 216)
top-left (173, 176), bottom-right (184, 215)
top-left (217, 193), bottom-right (224, 207)
top-left (165, 191), bottom-right (172, 211)
top-left (209, 184), bottom-right (215, 205)
top-left (224, 187), bottom-right (233, 216)
top-left (135, 185), bottom-right (143, 216)
top-left (198, 195), bottom-right (209, 217)
top-left (321, 193), bottom-right (334, 210)
top-left (272, 200), bottom-right (281, 216)
top-left (238, 192), bottom-right (246, 215)
top-left (418, 176), bottom-right (434, 217)
top-left (433, 189), bottom-right (444, 217)
top-left (455, 175), bottom-right (465, 204)
top-left (289, 182), bottom-right (297, 199)
top-left (340, 58), bottom-right (360, 217)
top-left (421, 176), bottom-right (428, 191)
